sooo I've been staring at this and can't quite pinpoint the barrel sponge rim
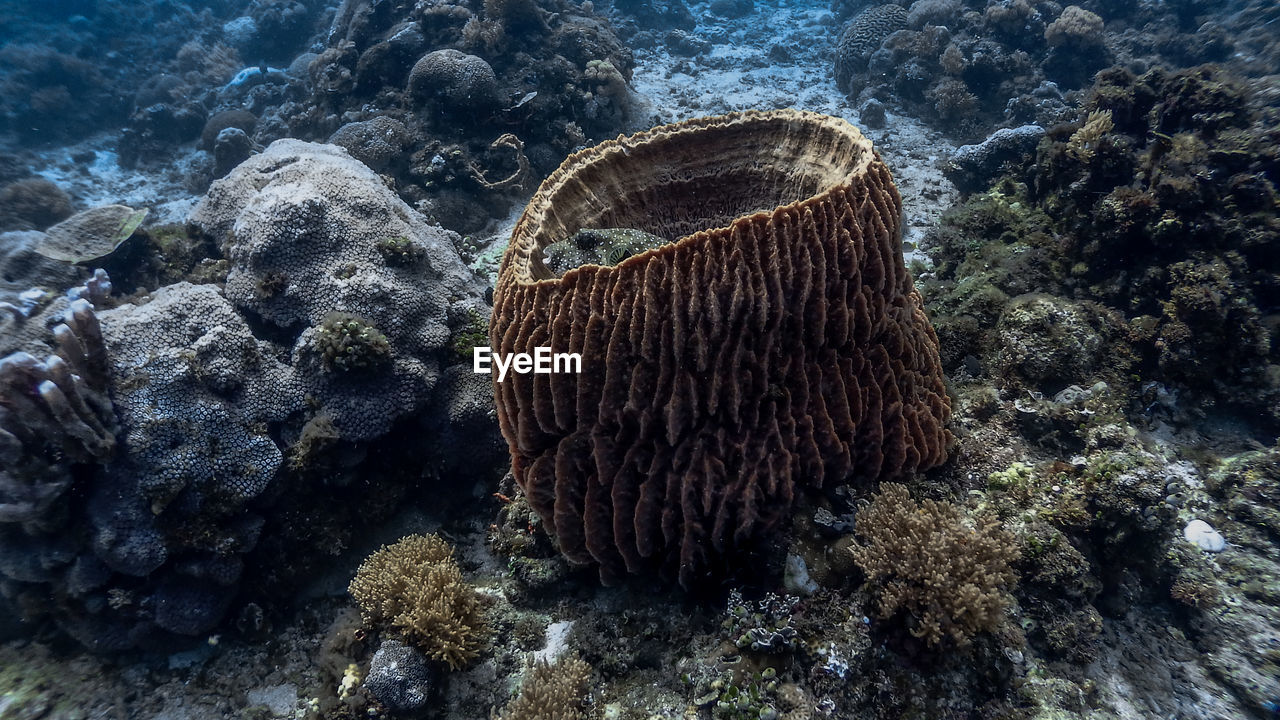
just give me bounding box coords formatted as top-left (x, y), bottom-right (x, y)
top-left (499, 108), bottom-right (880, 286)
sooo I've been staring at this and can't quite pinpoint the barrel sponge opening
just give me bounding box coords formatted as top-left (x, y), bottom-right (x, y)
top-left (491, 109), bottom-right (952, 589)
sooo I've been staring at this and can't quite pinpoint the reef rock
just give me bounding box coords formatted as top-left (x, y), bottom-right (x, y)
top-left (945, 125), bottom-right (1045, 193)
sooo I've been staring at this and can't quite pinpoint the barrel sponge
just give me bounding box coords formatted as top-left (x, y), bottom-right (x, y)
top-left (490, 109), bottom-right (952, 589)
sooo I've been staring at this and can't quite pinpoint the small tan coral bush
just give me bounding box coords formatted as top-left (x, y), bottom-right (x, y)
top-left (1044, 5), bottom-right (1104, 47)
top-left (849, 483), bottom-right (1019, 646)
top-left (348, 533), bottom-right (489, 670)
top-left (492, 654), bottom-right (592, 720)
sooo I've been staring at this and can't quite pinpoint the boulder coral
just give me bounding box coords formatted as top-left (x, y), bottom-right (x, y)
top-left (833, 4), bottom-right (909, 94)
top-left (191, 139), bottom-right (483, 441)
top-left (491, 110), bottom-right (952, 588)
top-left (407, 49), bottom-right (501, 116)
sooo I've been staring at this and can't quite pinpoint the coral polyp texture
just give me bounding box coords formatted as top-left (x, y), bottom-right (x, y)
top-left (491, 109), bottom-right (952, 589)
top-left (190, 139), bottom-right (482, 441)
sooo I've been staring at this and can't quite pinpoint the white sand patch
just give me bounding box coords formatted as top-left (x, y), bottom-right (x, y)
top-left (623, 0), bottom-right (958, 269)
top-left (30, 134), bottom-right (209, 226)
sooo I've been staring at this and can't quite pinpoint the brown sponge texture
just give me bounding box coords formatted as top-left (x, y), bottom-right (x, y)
top-left (491, 109), bottom-right (951, 588)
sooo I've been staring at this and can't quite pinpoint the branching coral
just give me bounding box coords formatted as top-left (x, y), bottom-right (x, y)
top-left (348, 533), bottom-right (489, 670)
top-left (849, 483), bottom-right (1018, 646)
top-left (492, 654), bottom-right (592, 720)
top-left (1066, 109), bottom-right (1114, 163)
top-left (1043, 5), bottom-right (1104, 48)
top-left (0, 299), bottom-right (116, 525)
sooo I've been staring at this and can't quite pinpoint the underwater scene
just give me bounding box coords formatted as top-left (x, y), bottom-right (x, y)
top-left (0, 0), bottom-right (1279, 718)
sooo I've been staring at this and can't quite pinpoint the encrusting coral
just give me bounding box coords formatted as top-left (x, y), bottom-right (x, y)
top-left (849, 482), bottom-right (1018, 646)
top-left (491, 109), bottom-right (952, 589)
top-left (491, 654), bottom-right (592, 720)
top-left (348, 533), bottom-right (489, 670)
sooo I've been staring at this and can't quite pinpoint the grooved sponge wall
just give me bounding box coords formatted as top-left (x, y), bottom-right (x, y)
top-left (491, 110), bottom-right (951, 588)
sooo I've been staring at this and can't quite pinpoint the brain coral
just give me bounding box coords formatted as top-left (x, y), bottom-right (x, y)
top-left (190, 140), bottom-right (481, 441)
top-left (834, 4), bottom-right (909, 94)
top-left (407, 49), bottom-right (501, 116)
top-left (490, 109), bottom-right (952, 588)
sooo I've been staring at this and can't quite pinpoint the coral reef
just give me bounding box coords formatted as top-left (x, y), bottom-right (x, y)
top-left (928, 64), bottom-right (1280, 423)
top-left (825, 0), bottom-right (1279, 137)
top-left (492, 110), bottom-right (952, 588)
top-left (0, 134), bottom-right (494, 653)
top-left (4, 0), bottom-right (1280, 714)
top-left (348, 534), bottom-right (489, 670)
top-left (944, 124), bottom-right (1045, 193)
top-left (0, 178), bottom-right (73, 232)
top-left (261, 0), bottom-right (635, 233)
top-left (0, 45), bottom-right (125, 142)
top-left (0, 280), bottom-right (298, 650)
top-left (191, 139), bottom-right (483, 441)
top-left (849, 482), bottom-right (1018, 646)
